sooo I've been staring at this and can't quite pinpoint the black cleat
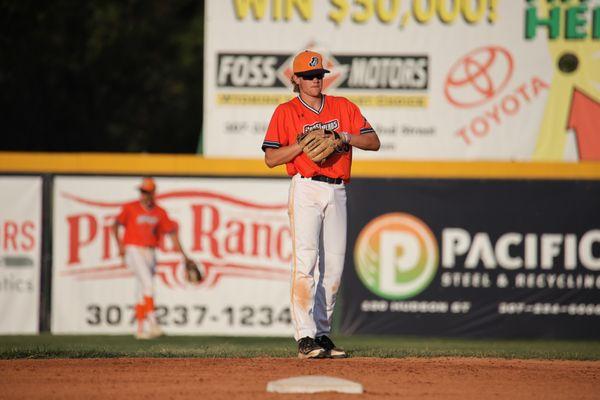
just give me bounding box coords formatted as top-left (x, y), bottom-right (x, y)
top-left (297, 337), bottom-right (326, 359)
top-left (315, 335), bottom-right (348, 359)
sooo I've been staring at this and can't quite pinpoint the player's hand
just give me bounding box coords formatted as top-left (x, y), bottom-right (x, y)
top-left (184, 258), bottom-right (204, 284)
top-left (297, 129), bottom-right (343, 163)
top-left (333, 132), bottom-right (351, 153)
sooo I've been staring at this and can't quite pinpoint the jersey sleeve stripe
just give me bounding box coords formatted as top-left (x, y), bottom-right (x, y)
top-left (261, 141), bottom-right (281, 151)
top-left (360, 128), bottom-right (375, 134)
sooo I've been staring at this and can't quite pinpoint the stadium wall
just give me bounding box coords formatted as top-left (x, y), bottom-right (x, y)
top-left (0, 153), bottom-right (599, 338)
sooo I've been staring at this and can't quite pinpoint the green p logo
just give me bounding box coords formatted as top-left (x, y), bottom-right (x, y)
top-left (354, 213), bottom-right (438, 300)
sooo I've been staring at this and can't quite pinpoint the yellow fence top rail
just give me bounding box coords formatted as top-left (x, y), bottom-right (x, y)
top-left (1, 152), bottom-right (599, 180)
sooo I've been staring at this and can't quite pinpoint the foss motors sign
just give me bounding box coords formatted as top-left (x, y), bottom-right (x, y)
top-left (355, 212), bottom-right (600, 300)
top-left (216, 52), bottom-right (429, 91)
top-left (217, 53), bottom-right (289, 88)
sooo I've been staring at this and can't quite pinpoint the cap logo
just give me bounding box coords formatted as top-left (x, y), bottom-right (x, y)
top-left (309, 56), bottom-right (319, 67)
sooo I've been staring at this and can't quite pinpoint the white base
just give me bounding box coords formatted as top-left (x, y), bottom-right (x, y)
top-left (266, 375), bottom-right (363, 394)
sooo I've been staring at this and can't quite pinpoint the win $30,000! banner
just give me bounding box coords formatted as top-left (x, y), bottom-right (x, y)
top-left (204, 1), bottom-right (600, 161)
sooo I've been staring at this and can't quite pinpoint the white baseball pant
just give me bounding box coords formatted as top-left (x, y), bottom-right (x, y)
top-left (124, 245), bottom-right (156, 301)
top-left (288, 174), bottom-right (347, 341)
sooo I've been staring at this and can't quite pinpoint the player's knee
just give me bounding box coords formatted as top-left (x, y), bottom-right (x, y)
top-left (295, 249), bottom-right (318, 272)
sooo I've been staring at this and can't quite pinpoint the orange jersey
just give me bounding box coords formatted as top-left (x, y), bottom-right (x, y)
top-left (116, 201), bottom-right (176, 247)
top-left (262, 95), bottom-right (374, 182)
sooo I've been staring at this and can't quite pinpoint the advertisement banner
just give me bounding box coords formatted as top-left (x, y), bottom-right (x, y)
top-left (52, 176), bottom-right (293, 336)
top-left (204, 1), bottom-right (600, 161)
top-left (340, 178), bottom-right (600, 338)
top-left (0, 176), bottom-right (41, 334)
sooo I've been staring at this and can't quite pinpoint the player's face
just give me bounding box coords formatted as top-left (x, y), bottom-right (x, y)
top-left (295, 73), bottom-right (324, 97)
top-left (140, 190), bottom-right (155, 207)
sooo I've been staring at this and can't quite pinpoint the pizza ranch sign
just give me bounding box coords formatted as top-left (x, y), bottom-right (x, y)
top-left (56, 180), bottom-right (291, 288)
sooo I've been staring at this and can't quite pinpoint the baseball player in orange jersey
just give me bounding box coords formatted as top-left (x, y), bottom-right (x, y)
top-left (262, 50), bottom-right (380, 358)
top-left (112, 177), bottom-right (192, 339)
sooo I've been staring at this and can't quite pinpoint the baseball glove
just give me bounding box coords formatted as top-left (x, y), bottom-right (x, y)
top-left (297, 129), bottom-right (343, 163)
top-left (184, 258), bottom-right (204, 284)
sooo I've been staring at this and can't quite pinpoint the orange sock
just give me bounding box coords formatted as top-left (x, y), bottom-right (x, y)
top-left (144, 296), bottom-right (154, 314)
top-left (135, 303), bottom-right (146, 333)
top-left (144, 296), bottom-right (157, 324)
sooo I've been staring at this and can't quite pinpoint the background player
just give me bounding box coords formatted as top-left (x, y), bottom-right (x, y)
top-left (112, 177), bottom-right (192, 339)
top-left (262, 50), bottom-right (380, 358)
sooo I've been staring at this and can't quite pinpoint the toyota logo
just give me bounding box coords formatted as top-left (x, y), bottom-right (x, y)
top-left (444, 46), bottom-right (514, 108)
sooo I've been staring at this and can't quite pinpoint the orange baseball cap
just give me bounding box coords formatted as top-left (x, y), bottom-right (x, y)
top-left (138, 177), bottom-right (156, 193)
top-left (293, 50), bottom-right (330, 76)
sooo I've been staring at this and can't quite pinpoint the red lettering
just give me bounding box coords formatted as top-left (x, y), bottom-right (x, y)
top-left (456, 127), bottom-right (471, 144)
top-left (185, 202), bottom-right (292, 264)
top-left (251, 224), bottom-right (272, 257)
top-left (531, 76), bottom-right (550, 96)
top-left (516, 83), bottom-right (531, 102)
top-left (102, 217), bottom-right (113, 261)
top-left (3, 221), bottom-right (18, 251)
top-left (21, 221), bottom-right (35, 251)
top-left (470, 116), bottom-right (489, 137)
top-left (484, 105), bottom-right (501, 125)
top-left (456, 76), bottom-right (549, 146)
top-left (192, 204), bottom-right (221, 258)
top-left (67, 214), bottom-right (98, 265)
top-left (225, 221), bottom-right (246, 254)
top-left (501, 94), bottom-right (520, 115)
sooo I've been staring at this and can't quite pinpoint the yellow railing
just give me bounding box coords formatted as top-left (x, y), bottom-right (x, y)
top-left (1, 152), bottom-right (599, 180)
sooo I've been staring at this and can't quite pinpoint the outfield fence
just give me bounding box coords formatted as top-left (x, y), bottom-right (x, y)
top-left (0, 154), bottom-right (599, 338)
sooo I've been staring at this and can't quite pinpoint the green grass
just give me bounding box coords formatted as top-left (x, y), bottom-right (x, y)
top-left (1, 334), bottom-right (600, 360)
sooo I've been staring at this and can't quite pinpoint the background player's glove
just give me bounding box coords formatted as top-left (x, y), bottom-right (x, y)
top-left (297, 129), bottom-right (343, 163)
top-left (184, 258), bottom-right (204, 284)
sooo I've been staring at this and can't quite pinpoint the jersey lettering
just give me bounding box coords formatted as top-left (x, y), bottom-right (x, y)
top-left (303, 120), bottom-right (339, 133)
top-left (136, 215), bottom-right (159, 225)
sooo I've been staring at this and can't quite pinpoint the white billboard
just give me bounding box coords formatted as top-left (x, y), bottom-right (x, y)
top-left (0, 176), bottom-right (42, 334)
top-left (52, 176), bottom-right (293, 336)
top-left (203, 1), bottom-right (600, 161)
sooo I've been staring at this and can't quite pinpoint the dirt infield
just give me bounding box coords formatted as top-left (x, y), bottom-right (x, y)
top-left (1, 357), bottom-right (599, 399)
